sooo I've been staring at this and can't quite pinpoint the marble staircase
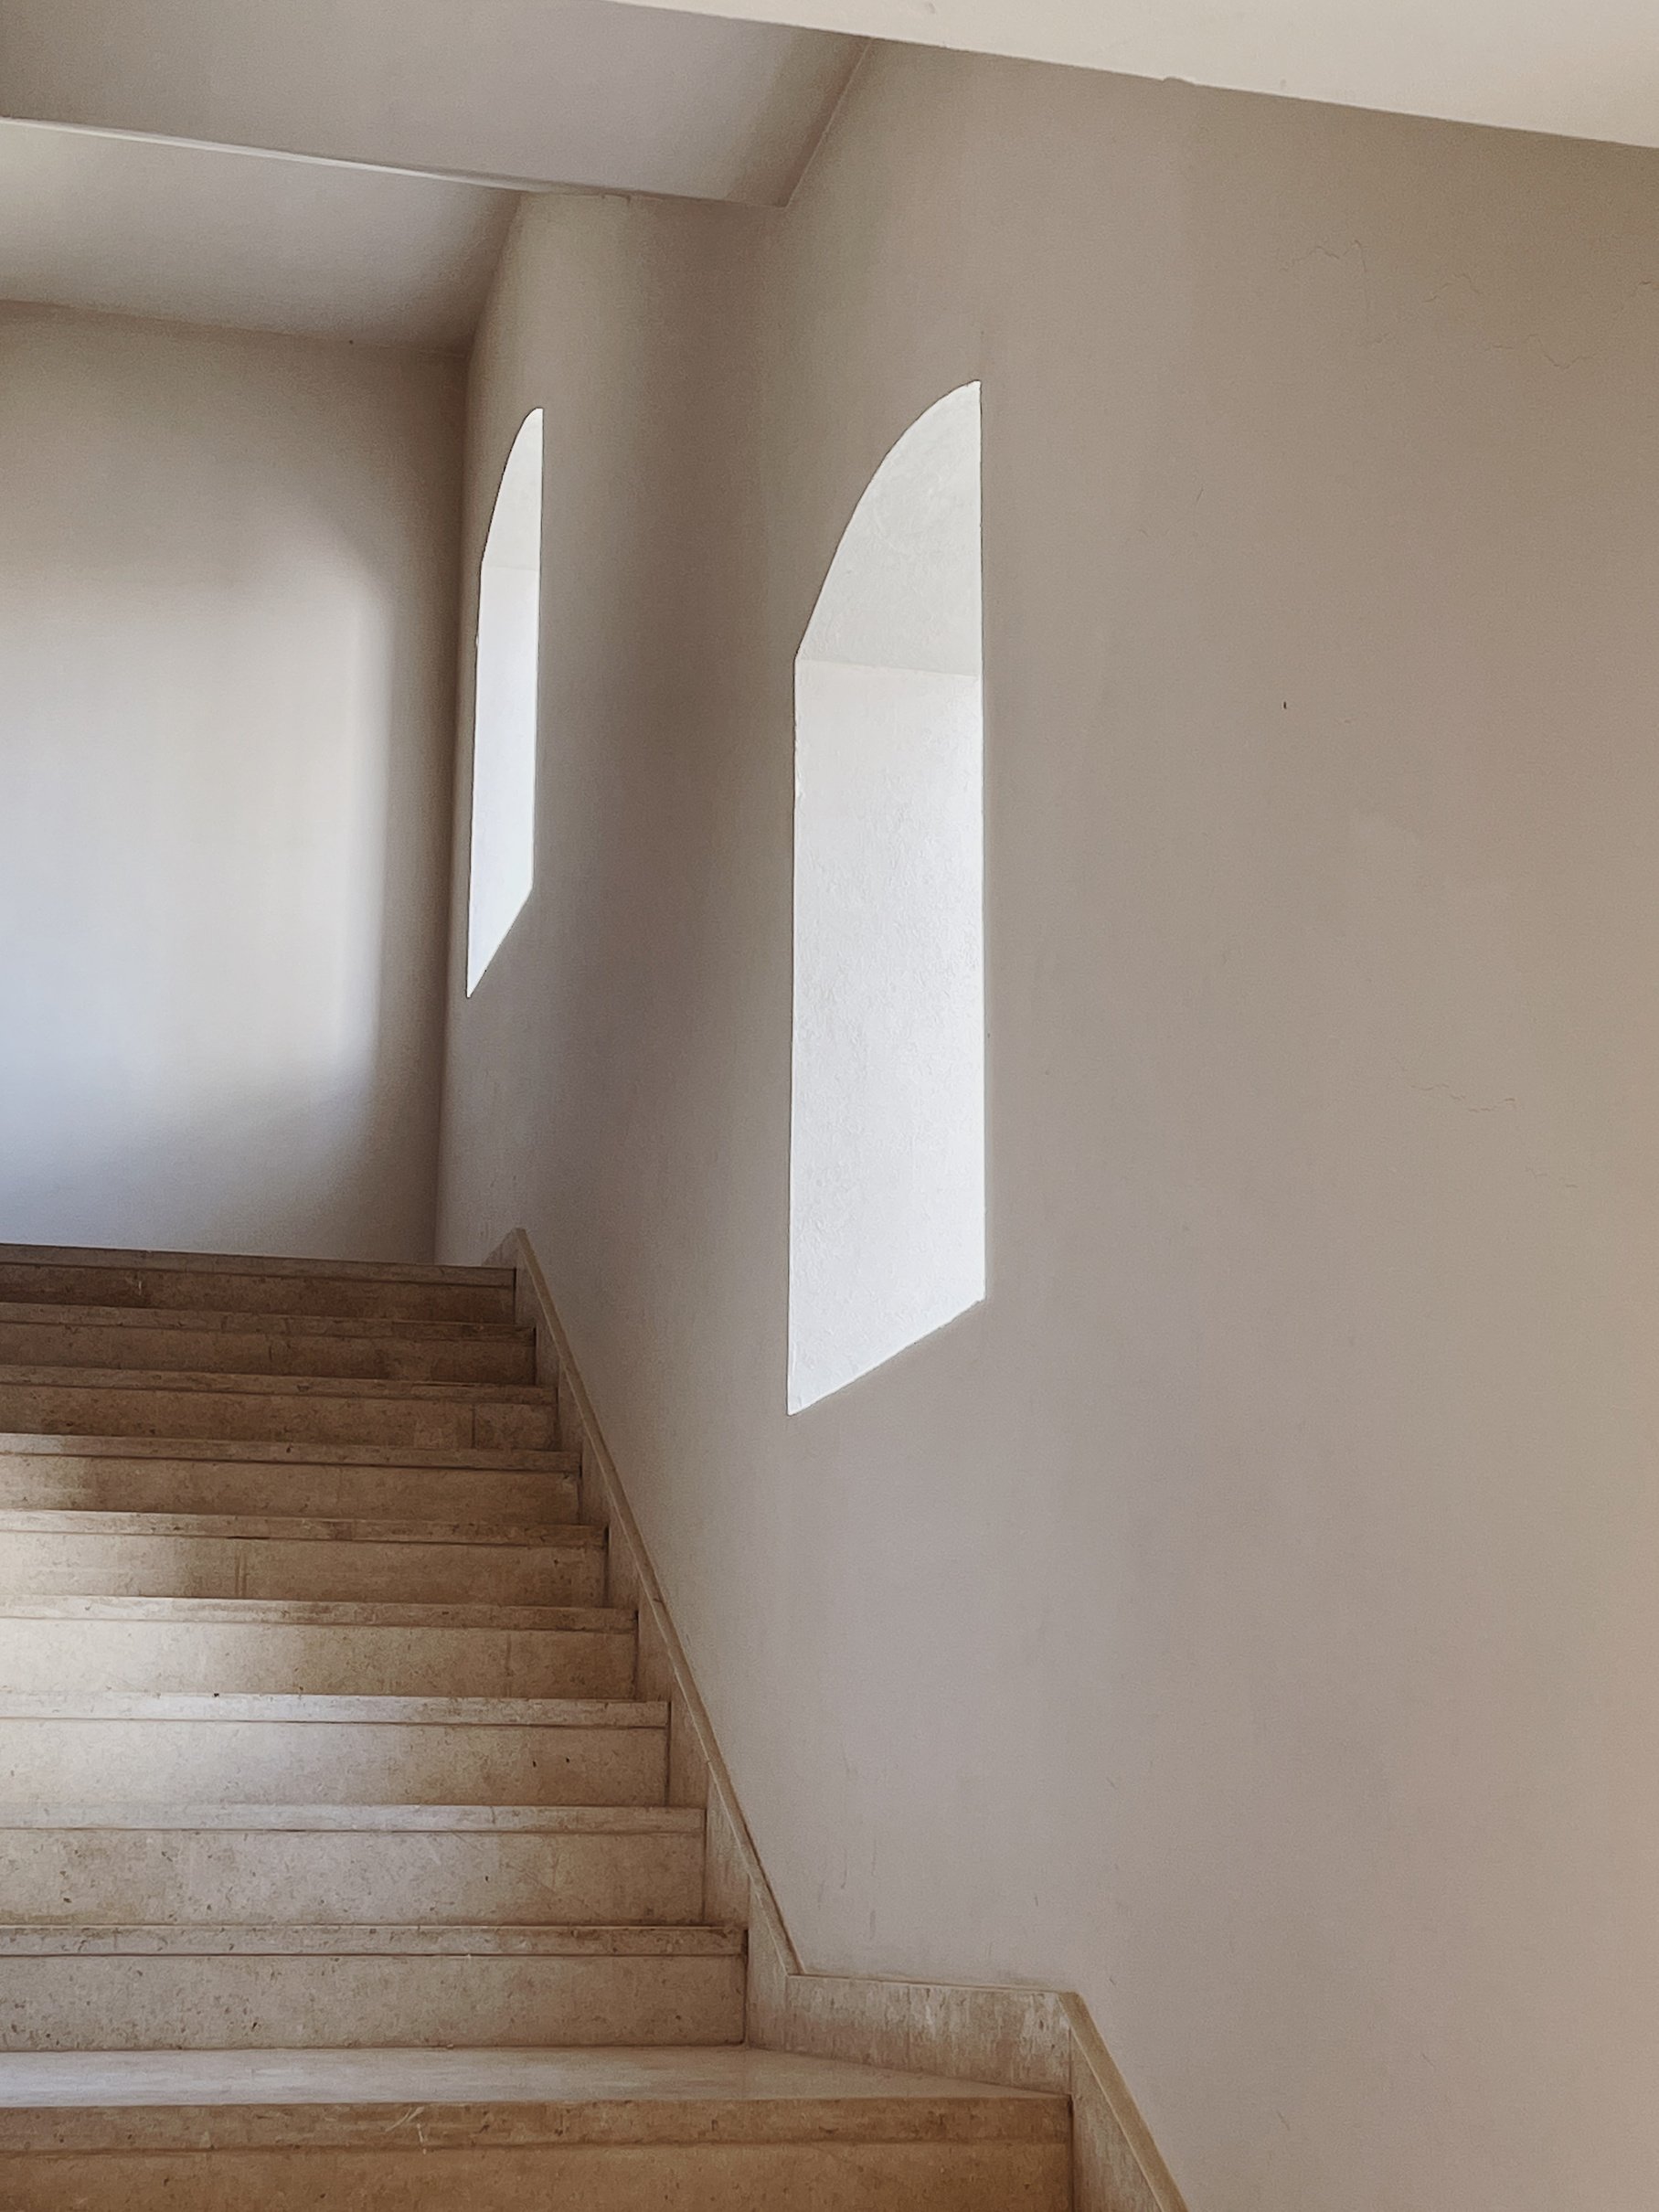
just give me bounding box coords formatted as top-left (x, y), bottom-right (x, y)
top-left (0, 1242), bottom-right (1069, 2208)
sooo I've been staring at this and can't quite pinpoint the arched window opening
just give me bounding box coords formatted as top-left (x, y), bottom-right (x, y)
top-left (466, 408), bottom-right (542, 994)
top-left (789, 383), bottom-right (985, 1413)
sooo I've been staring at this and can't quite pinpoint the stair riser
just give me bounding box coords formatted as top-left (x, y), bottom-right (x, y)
top-left (0, 1533), bottom-right (605, 1607)
top-left (0, 1266), bottom-right (515, 1325)
top-left (0, 1324), bottom-right (534, 1387)
top-left (0, 1622), bottom-right (635, 1700)
top-left (0, 1455), bottom-right (580, 1524)
top-left (0, 1720), bottom-right (665, 1805)
top-left (0, 1385), bottom-right (558, 1452)
top-left (0, 1953), bottom-right (745, 2051)
top-left (0, 2143), bottom-right (1069, 2210)
top-left (0, 1830), bottom-right (703, 1927)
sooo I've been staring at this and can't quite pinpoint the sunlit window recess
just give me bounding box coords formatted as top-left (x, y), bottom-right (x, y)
top-left (466, 408), bottom-right (543, 994)
top-left (788, 382), bottom-right (986, 1413)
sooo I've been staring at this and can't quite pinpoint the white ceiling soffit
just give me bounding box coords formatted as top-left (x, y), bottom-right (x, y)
top-left (0, 0), bottom-right (863, 205)
top-left (0, 122), bottom-right (518, 349)
top-left (605, 0), bottom-right (1659, 153)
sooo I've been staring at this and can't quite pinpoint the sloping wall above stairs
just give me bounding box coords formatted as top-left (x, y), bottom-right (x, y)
top-left (437, 46), bottom-right (1659, 2212)
top-left (500, 1226), bottom-right (1185, 2212)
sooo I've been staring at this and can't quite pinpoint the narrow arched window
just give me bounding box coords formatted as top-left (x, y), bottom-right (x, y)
top-left (466, 409), bottom-right (542, 994)
top-left (788, 383), bottom-right (985, 1412)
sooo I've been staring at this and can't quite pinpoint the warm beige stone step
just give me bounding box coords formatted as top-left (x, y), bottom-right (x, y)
top-left (0, 1923), bottom-right (746, 2051)
top-left (0, 1596), bottom-right (635, 1698)
top-left (0, 1367), bottom-right (559, 1450)
top-left (0, 1804), bottom-right (706, 1927)
top-left (0, 2047), bottom-right (1071, 2210)
top-left (0, 1509), bottom-right (606, 1605)
top-left (0, 1246), bottom-right (516, 1324)
top-left (0, 1435), bottom-right (582, 1523)
top-left (0, 1694), bottom-right (667, 1805)
top-left (0, 1304), bottom-right (535, 1386)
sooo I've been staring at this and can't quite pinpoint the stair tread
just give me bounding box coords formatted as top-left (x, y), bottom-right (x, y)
top-left (0, 1507), bottom-right (602, 1547)
top-left (0, 1364), bottom-right (549, 1404)
top-left (0, 1245), bottom-right (514, 1288)
top-left (0, 1924), bottom-right (741, 1956)
top-left (0, 1803), bottom-right (701, 1831)
top-left (0, 1303), bottom-right (528, 1343)
top-left (0, 1251), bottom-right (790, 2113)
top-left (0, 1594), bottom-right (630, 1631)
top-left (0, 1431), bottom-right (577, 1471)
top-left (0, 1692), bottom-right (665, 1725)
top-left (0, 2047), bottom-right (1069, 2153)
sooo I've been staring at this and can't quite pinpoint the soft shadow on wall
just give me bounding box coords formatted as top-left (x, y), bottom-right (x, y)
top-left (0, 305), bottom-right (462, 1259)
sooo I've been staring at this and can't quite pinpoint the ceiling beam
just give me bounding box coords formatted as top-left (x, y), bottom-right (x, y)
top-left (0, 0), bottom-right (864, 205)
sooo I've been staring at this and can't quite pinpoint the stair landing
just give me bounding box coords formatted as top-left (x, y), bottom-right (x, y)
top-left (0, 2046), bottom-right (1068, 2207)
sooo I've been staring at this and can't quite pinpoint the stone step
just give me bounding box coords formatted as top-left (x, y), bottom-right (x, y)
top-left (0, 1597), bottom-right (636, 1698)
top-left (0, 1805), bottom-right (706, 1927)
top-left (0, 1509), bottom-right (607, 1605)
top-left (0, 1367), bottom-right (559, 1451)
top-left (0, 1923), bottom-right (746, 2051)
top-left (0, 1246), bottom-right (516, 1325)
top-left (0, 1304), bottom-right (536, 1386)
top-left (0, 2047), bottom-right (1071, 2210)
top-left (0, 1436), bottom-right (582, 1523)
top-left (0, 1695), bottom-right (666, 1806)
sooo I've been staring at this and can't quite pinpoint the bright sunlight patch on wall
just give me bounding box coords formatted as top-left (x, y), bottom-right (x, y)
top-left (788, 383), bottom-right (985, 1413)
top-left (466, 409), bottom-right (542, 994)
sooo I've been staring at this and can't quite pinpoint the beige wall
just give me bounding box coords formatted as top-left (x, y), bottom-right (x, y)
top-left (437, 57), bottom-right (1659, 2209)
top-left (1, 303), bottom-right (462, 1258)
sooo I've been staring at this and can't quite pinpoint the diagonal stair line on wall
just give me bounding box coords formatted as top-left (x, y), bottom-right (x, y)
top-left (497, 1221), bottom-right (1191, 2212)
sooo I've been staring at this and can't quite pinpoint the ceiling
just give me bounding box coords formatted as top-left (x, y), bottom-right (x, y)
top-left (607, 0), bottom-right (1659, 154)
top-left (4, 0), bottom-right (1656, 359)
top-left (0, 0), bottom-right (864, 349)
top-left (0, 122), bottom-right (516, 350)
top-left (0, 0), bottom-right (864, 203)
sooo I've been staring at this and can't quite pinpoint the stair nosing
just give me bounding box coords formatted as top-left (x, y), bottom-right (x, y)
top-left (0, 1431), bottom-right (577, 1471)
top-left (0, 1803), bottom-right (701, 1832)
top-left (0, 1246), bottom-right (516, 1289)
top-left (0, 1595), bottom-right (631, 1632)
top-left (0, 1922), bottom-right (742, 1956)
top-left (0, 1303), bottom-right (530, 1345)
top-left (0, 1693), bottom-right (666, 1726)
top-left (0, 2072), bottom-right (1069, 2155)
top-left (0, 1508), bottom-right (602, 1547)
top-left (0, 1364), bottom-right (551, 1406)
top-left (0, 2065), bottom-right (1068, 2154)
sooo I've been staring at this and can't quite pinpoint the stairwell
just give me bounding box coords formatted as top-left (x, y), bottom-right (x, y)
top-left (0, 1241), bottom-right (1070, 2207)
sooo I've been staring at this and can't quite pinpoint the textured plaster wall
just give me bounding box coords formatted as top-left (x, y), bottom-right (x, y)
top-left (0, 303), bottom-right (462, 1257)
top-left (437, 58), bottom-right (1659, 2211)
